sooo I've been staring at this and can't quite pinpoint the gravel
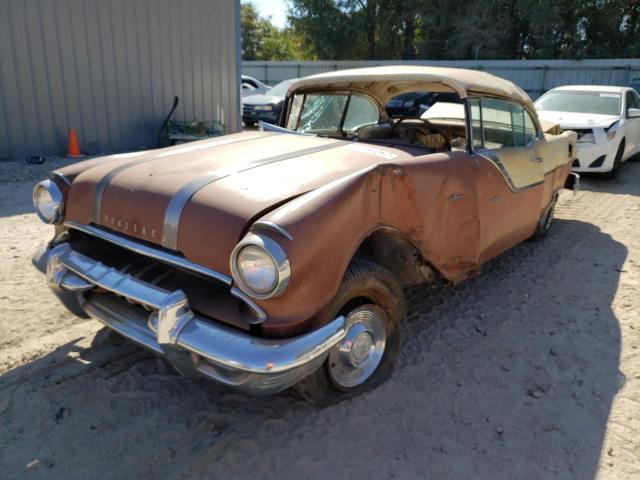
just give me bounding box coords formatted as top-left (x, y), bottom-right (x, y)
top-left (0, 156), bottom-right (93, 186)
top-left (1, 160), bottom-right (639, 480)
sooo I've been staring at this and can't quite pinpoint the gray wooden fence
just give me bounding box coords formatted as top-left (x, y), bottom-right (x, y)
top-left (243, 59), bottom-right (640, 99)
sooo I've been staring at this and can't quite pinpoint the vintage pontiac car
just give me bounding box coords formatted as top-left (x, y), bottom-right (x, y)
top-left (32, 66), bottom-right (578, 403)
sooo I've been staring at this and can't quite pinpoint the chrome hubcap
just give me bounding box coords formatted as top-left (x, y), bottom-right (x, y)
top-left (328, 305), bottom-right (387, 389)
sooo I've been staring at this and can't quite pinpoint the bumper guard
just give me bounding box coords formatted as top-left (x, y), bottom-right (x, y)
top-left (36, 243), bottom-right (347, 394)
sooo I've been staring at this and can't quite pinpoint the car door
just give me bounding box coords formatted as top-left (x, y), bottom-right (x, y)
top-left (469, 97), bottom-right (545, 261)
top-left (625, 90), bottom-right (640, 155)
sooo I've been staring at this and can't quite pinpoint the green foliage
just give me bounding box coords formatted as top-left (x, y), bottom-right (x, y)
top-left (241, 2), bottom-right (313, 60)
top-left (243, 0), bottom-right (640, 60)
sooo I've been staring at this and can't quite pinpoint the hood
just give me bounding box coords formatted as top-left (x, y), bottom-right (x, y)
top-left (536, 110), bottom-right (620, 130)
top-left (63, 131), bottom-right (413, 276)
top-left (242, 94), bottom-right (282, 105)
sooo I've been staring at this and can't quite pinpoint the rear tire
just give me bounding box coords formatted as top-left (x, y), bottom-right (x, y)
top-left (531, 193), bottom-right (558, 241)
top-left (293, 259), bottom-right (405, 405)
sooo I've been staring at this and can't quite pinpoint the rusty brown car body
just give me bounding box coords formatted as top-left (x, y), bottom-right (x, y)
top-left (33, 67), bottom-right (578, 402)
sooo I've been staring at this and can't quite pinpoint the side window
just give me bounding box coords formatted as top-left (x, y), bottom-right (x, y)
top-left (524, 110), bottom-right (538, 144)
top-left (342, 95), bottom-right (379, 131)
top-left (626, 91), bottom-right (639, 113)
top-left (286, 94), bottom-right (304, 130)
top-left (472, 97), bottom-right (535, 150)
top-left (470, 98), bottom-right (483, 150)
top-left (481, 98), bottom-right (517, 148)
top-left (634, 91), bottom-right (640, 108)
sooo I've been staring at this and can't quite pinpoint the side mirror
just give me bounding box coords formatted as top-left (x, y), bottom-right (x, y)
top-left (627, 108), bottom-right (640, 118)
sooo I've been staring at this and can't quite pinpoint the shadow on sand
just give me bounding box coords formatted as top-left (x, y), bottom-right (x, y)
top-left (0, 213), bottom-right (626, 480)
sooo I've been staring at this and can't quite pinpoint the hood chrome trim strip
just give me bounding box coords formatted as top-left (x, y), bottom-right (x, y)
top-left (91, 133), bottom-right (271, 224)
top-left (161, 140), bottom-right (347, 250)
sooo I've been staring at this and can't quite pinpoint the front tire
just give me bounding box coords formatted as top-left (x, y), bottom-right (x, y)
top-left (293, 259), bottom-right (405, 405)
top-left (603, 139), bottom-right (625, 179)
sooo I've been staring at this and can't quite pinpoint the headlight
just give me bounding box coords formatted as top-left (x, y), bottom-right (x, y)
top-left (33, 179), bottom-right (64, 224)
top-left (230, 233), bottom-right (290, 299)
top-left (237, 246), bottom-right (278, 293)
top-left (254, 105), bottom-right (273, 111)
top-left (606, 130), bottom-right (617, 141)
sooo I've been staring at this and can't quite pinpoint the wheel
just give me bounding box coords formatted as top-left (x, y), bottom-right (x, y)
top-left (293, 259), bottom-right (405, 405)
top-left (531, 193), bottom-right (558, 241)
top-left (603, 139), bottom-right (625, 179)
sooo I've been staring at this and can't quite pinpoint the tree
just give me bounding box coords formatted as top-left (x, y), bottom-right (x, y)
top-left (276, 0), bottom-right (640, 60)
top-left (241, 2), bottom-right (309, 60)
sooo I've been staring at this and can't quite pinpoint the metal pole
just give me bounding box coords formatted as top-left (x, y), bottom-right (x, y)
top-left (540, 65), bottom-right (549, 94)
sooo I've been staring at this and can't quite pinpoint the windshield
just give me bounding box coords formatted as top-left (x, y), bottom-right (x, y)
top-left (286, 92), bottom-right (380, 134)
top-left (268, 80), bottom-right (296, 97)
top-left (535, 90), bottom-right (621, 116)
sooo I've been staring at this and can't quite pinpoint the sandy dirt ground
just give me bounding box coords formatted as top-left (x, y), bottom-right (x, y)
top-left (1, 162), bottom-right (639, 480)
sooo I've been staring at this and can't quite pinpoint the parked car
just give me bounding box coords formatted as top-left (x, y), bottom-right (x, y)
top-left (385, 92), bottom-right (460, 118)
top-left (32, 66), bottom-right (577, 404)
top-left (241, 74), bottom-right (269, 97)
top-left (535, 85), bottom-right (640, 179)
top-left (242, 79), bottom-right (297, 126)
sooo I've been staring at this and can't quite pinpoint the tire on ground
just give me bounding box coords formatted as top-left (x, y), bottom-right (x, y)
top-left (604, 139), bottom-right (625, 180)
top-left (292, 258), bottom-right (406, 405)
top-left (530, 193), bottom-right (559, 241)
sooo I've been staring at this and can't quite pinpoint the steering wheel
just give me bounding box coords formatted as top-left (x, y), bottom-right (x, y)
top-left (390, 116), bottom-right (436, 134)
top-left (390, 117), bottom-right (450, 149)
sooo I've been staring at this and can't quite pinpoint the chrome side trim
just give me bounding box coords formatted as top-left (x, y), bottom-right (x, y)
top-left (65, 221), bottom-right (232, 285)
top-left (475, 150), bottom-right (544, 193)
top-left (51, 170), bottom-right (72, 187)
top-left (92, 134), bottom-right (269, 224)
top-left (258, 121), bottom-right (312, 136)
top-left (161, 140), bottom-right (346, 249)
top-left (230, 287), bottom-right (268, 324)
top-left (252, 221), bottom-right (293, 241)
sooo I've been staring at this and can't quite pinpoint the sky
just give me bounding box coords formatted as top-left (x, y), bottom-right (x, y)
top-left (250, 0), bottom-right (289, 29)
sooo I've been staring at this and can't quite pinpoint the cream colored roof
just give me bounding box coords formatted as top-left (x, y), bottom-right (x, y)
top-left (288, 65), bottom-right (534, 109)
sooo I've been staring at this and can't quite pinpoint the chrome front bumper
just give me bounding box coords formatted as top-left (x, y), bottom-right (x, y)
top-left (34, 242), bottom-right (347, 395)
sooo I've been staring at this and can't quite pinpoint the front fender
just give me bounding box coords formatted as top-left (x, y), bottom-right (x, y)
top-left (248, 165), bottom-right (391, 336)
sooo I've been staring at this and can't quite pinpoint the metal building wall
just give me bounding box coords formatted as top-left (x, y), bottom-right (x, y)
top-left (0, 0), bottom-right (241, 159)
top-left (243, 59), bottom-right (640, 99)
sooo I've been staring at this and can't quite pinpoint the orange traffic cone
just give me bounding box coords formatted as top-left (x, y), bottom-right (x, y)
top-left (67, 128), bottom-right (81, 157)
